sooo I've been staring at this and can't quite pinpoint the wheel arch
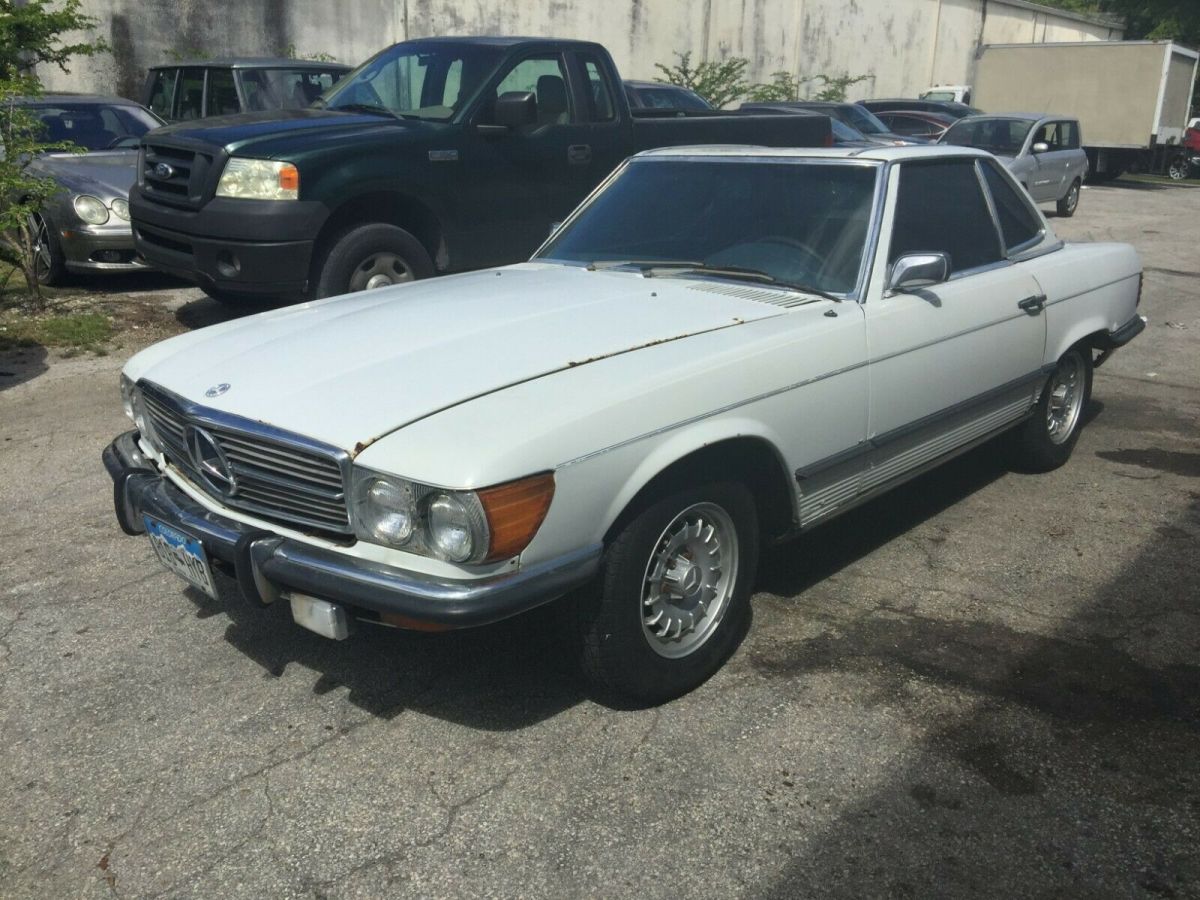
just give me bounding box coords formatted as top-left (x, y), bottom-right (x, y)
top-left (598, 422), bottom-right (797, 548)
top-left (311, 190), bottom-right (446, 279)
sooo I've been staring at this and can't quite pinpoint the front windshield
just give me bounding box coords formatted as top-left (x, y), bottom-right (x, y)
top-left (830, 118), bottom-right (865, 143)
top-left (922, 90), bottom-right (955, 101)
top-left (837, 104), bottom-right (890, 136)
top-left (241, 68), bottom-right (346, 111)
top-left (538, 159), bottom-right (879, 296)
top-left (30, 103), bottom-right (161, 151)
top-left (320, 42), bottom-right (502, 120)
top-left (941, 117), bottom-right (1034, 155)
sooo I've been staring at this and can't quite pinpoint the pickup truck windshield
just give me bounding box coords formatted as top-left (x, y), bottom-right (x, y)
top-left (320, 43), bottom-right (502, 121)
top-left (538, 159), bottom-right (879, 296)
top-left (941, 117), bottom-right (1035, 156)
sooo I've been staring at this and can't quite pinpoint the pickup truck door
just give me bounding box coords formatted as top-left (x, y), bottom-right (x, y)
top-left (864, 158), bottom-right (1047, 491)
top-left (559, 51), bottom-right (630, 214)
top-left (458, 52), bottom-right (590, 268)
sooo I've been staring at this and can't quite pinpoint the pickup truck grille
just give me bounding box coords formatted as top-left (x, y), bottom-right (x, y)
top-left (141, 143), bottom-right (216, 209)
top-left (140, 382), bottom-right (352, 535)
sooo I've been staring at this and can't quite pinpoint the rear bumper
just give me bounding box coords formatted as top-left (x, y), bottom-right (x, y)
top-left (1095, 313), bottom-right (1147, 351)
top-left (104, 430), bottom-right (601, 630)
top-left (129, 190), bottom-right (326, 296)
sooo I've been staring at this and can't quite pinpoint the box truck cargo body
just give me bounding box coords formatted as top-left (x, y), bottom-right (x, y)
top-left (973, 41), bottom-right (1198, 179)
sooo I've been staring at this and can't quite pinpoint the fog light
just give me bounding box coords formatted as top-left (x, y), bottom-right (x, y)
top-left (216, 251), bottom-right (240, 278)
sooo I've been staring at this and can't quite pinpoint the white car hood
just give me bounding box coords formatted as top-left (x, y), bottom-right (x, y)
top-left (129, 263), bottom-right (785, 452)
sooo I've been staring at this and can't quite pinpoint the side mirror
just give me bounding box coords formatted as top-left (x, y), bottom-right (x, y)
top-left (888, 252), bottom-right (950, 292)
top-left (1031, 141), bottom-right (1050, 154)
top-left (494, 91), bottom-right (538, 129)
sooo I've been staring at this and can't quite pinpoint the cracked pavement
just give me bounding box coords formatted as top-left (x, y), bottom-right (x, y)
top-left (1, 182), bottom-right (1198, 898)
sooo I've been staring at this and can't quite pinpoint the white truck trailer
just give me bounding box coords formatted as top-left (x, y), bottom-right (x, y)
top-left (973, 40), bottom-right (1198, 180)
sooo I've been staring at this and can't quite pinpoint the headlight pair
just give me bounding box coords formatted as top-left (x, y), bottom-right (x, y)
top-left (351, 469), bottom-right (555, 564)
top-left (216, 158), bottom-right (299, 200)
top-left (73, 195), bottom-right (129, 225)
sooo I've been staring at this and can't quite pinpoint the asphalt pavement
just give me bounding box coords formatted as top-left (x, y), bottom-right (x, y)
top-left (1, 181), bottom-right (1197, 899)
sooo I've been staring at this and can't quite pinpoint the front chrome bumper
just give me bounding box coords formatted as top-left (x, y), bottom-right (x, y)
top-left (61, 226), bottom-right (147, 273)
top-left (103, 430), bottom-right (601, 630)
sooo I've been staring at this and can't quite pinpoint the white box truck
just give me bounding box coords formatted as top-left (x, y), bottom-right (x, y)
top-left (973, 40), bottom-right (1198, 180)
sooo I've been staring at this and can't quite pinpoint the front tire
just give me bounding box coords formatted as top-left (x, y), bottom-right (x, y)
top-left (1056, 178), bottom-right (1081, 217)
top-left (1010, 347), bottom-right (1093, 472)
top-left (28, 212), bottom-right (67, 286)
top-left (313, 223), bottom-right (434, 300)
top-left (575, 482), bottom-right (759, 704)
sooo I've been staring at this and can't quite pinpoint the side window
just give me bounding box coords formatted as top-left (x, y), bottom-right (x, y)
top-left (1035, 122), bottom-right (1061, 149)
top-left (147, 70), bottom-right (177, 118)
top-left (580, 57), bottom-right (614, 122)
top-left (980, 159), bottom-right (1042, 252)
top-left (206, 69), bottom-right (239, 116)
top-left (174, 68), bottom-right (205, 120)
top-left (492, 55), bottom-right (571, 125)
top-left (1061, 121), bottom-right (1080, 149)
top-left (889, 159), bottom-right (1003, 273)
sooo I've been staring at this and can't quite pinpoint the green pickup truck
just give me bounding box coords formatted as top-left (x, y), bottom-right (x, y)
top-left (129, 36), bottom-right (831, 302)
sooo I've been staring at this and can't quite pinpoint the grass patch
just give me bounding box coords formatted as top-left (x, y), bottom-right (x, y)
top-left (0, 311), bottom-right (113, 352)
top-left (1121, 173), bottom-right (1200, 188)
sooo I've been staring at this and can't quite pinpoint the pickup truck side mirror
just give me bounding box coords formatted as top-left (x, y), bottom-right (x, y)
top-left (494, 91), bottom-right (538, 129)
top-left (887, 252), bottom-right (950, 293)
top-left (1031, 141), bottom-right (1050, 154)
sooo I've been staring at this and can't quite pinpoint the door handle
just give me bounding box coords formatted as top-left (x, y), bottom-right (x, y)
top-left (1018, 293), bottom-right (1046, 313)
top-left (568, 144), bottom-right (591, 165)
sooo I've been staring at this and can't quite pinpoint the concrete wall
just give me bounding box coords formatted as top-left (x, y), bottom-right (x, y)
top-left (40, 0), bottom-right (1124, 104)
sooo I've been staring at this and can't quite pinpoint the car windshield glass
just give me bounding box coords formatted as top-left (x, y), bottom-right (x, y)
top-left (838, 104), bottom-right (890, 135)
top-left (28, 103), bottom-right (162, 151)
top-left (637, 87), bottom-right (711, 110)
top-left (942, 117), bottom-right (1035, 155)
top-left (240, 68), bottom-right (347, 111)
top-left (320, 42), bottom-right (502, 120)
top-left (538, 159), bottom-right (879, 296)
top-left (831, 118), bottom-right (865, 142)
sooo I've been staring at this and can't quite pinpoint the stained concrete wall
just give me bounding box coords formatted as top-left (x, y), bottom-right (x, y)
top-left (40, 0), bottom-right (1124, 104)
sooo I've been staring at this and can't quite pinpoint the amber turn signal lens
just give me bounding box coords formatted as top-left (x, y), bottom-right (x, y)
top-left (479, 472), bottom-right (555, 562)
top-left (278, 163), bottom-right (300, 193)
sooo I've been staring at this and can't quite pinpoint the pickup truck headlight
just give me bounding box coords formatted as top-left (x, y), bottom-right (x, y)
top-left (350, 468), bottom-right (555, 564)
top-left (73, 194), bottom-right (109, 225)
top-left (215, 158), bottom-right (299, 200)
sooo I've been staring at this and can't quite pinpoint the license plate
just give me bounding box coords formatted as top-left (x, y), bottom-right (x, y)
top-left (144, 515), bottom-right (216, 599)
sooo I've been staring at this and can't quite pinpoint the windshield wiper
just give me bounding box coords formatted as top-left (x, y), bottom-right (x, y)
top-left (586, 259), bottom-right (705, 272)
top-left (327, 102), bottom-right (403, 120)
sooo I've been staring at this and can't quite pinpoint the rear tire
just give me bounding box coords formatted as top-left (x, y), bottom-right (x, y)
top-left (1167, 155), bottom-right (1189, 181)
top-left (313, 223), bottom-right (434, 300)
top-left (1056, 179), bottom-right (1081, 217)
top-left (573, 481), bottom-right (759, 705)
top-left (1009, 347), bottom-right (1093, 473)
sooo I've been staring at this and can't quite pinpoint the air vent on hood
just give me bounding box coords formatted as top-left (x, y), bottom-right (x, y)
top-left (686, 282), bottom-right (813, 308)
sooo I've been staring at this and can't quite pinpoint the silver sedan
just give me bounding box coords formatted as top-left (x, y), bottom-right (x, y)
top-left (23, 95), bottom-right (164, 284)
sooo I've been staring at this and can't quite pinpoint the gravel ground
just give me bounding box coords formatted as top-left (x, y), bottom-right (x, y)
top-left (1, 181), bottom-right (1197, 899)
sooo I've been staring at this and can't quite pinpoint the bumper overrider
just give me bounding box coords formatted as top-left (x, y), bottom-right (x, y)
top-left (103, 430), bottom-right (601, 635)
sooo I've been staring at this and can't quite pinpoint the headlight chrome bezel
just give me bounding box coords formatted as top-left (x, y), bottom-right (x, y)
top-left (215, 157), bottom-right (300, 201)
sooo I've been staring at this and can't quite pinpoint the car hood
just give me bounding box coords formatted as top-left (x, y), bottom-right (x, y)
top-left (127, 263), bottom-right (787, 452)
top-left (150, 108), bottom-right (425, 156)
top-left (28, 150), bottom-right (138, 199)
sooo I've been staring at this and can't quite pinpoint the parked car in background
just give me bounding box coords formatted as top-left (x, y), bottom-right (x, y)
top-left (143, 58), bottom-right (350, 122)
top-left (941, 114), bottom-right (1088, 216)
top-left (1170, 124), bottom-right (1200, 179)
top-left (873, 109), bottom-right (956, 141)
top-left (738, 103), bottom-right (874, 146)
top-left (129, 37), bottom-right (831, 304)
top-left (737, 100), bottom-right (916, 144)
top-left (105, 144), bottom-right (1144, 703)
top-left (922, 84), bottom-right (972, 104)
top-left (860, 98), bottom-right (981, 119)
top-left (624, 80), bottom-right (713, 112)
top-left (22, 94), bottom-right (164, 284)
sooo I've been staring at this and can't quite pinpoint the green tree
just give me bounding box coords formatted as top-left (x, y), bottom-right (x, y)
top-left (0, 0), bottom-right (107, 302)
top-left (654, 52), bottom-right (749, 109)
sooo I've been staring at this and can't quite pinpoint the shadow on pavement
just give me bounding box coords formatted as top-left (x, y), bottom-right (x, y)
top-left (757, 494), bottom-right (1200, 897)
top-left (174, 294), bottom-right (291, 331)
top-left (0, 344), bottom-right (49, 393)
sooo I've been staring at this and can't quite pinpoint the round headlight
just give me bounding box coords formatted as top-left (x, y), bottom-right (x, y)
top-left (364, 477), bottom-right (415, 545)
top-left (426, 494), bottom-right (476, 562)
top-left (73, 194), bottom-right (109, 225)
top-left (110, 198), bottom-right (130, 221)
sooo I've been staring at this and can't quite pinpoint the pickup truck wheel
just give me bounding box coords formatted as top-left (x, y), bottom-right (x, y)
top-left (575, 482), bottom-right (759, 704)
top-left (1010, 347), bottom-right (1093, 472)
top-left (314, 223), bottom-right (434, 299)
top-left (1056, 179), bottom-right (1081, 217)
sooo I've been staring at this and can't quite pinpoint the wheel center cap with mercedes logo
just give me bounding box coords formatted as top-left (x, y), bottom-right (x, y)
top-left (185, 425), bottom-right (237, 497)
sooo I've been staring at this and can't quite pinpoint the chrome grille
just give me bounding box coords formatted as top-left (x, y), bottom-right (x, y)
top-left (140, 382), bottom-right (351, 535)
